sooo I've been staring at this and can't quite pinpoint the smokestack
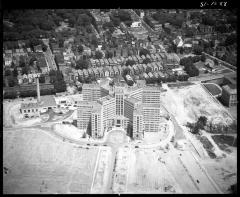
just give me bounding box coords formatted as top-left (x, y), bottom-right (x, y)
top-left (36, 77), bottom-right (41, 103)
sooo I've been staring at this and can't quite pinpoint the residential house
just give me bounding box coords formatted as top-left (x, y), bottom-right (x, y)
top-left (83, 69), bottom-right (89, 79)
top-left (141, 55), bottom-right (146, 60)
top-left (117, 65), bottom-right (122, 75)
top-left (112, 66), bottom-right (119, 76)
top-left (78, 69), bottom-right (84, 78)
top-left (4, 53), bottom-right (12, 67)
top-left (133, 64), bottom-right (139, 75)
top-left (98, 67), bottom-right (104, 78)
top-left (34, 45), bottom-right (43, 53)
top-left (143, 72), bottom-right (149, 80)
top-left (103, 67), bottom-right (110, 77)
top-left (142, 64), bottom-right (147, 72)
top-left (104, 58), bottom-right (109, 66)
top-left (108, 66), bottom-right (114, 77)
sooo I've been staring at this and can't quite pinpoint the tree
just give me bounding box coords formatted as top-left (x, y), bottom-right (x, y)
top-left (21, 66), bottom-right (30, 75)
top-left (76, 59), bottom-right (89, 70)
top-left (201, 54), bottom-right (206, 62)
top-left (105, 51), bottom-right (113, 59)
top-left (146, 67), bottom-right (152, 74)
top-left (13, 67), bottom-right (18, 77)
top-left (7, 76), bottom-right (17, 87)
top-left (139, 48), bottom-right (150, 57)
top-left (193, 45), bottom-right (203, 55)
top-left (142, 58), bottom-right (151, 64)
top-left (102, 21), bottom-right (115, 33)
top-left (42, 43), bottom-right (48, 52)
top-left (95, 50), bottom-right (103, 59)
top-left (91, 36), bottom-right (98, 47)
top-left (39, 74), bottom-right (45, 83)
top-left (59, 38), bottom-right (64, 48)
top-left (5, 69), bottom-right (12, 76)
top-left (77, 45), bottom-right (84, 53)
top-left (225, 34), bottom-right (236, 46)
top-left (125, 59), bottom-right (135, 66)
top-left (197, 116), bottom-right (208, 130)
top-left (122, 68), bottom-right (130, 76)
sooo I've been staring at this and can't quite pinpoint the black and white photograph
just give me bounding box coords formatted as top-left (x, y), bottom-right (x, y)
top-left (2, 5), bottom-right (237, 194)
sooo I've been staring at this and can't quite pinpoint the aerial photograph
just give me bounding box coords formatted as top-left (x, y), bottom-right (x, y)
top-left (2, 9), bottom-right (237, 194)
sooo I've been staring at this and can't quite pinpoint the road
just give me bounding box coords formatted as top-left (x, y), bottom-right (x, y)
top-left (128, 9), bottom-right (157, 35)
top-left (42, 38), bottom-right (58, 71)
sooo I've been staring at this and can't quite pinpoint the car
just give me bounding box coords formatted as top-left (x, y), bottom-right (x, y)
top-left (103, 144), bottom-right (107, 146)
top-left (135, 146), bottom-right (139, 148)
top-left (87, 144), bottom-right (90, 146)
top-left (94, 144), bottom-right (98, 146)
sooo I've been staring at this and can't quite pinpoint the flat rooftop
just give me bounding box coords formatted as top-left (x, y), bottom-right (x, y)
top-left (21, 102), bottom-right (39, 109)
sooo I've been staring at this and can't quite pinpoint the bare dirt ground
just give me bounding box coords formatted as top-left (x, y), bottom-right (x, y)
top-left (125, 145), bottom-right (219, 194)
top-left (53, 123), bottom-right (84, 140)
top-left (161, 83), bottom-right (237, 193)
top-left (199, 150), bottom-right (237, 193)
top-left (3, 128), bottom-right (99, 194)
top-left (161, 84), bottom-right (233, 126)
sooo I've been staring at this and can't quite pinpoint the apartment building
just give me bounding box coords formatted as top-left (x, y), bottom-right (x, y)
top-left (76, 101), bottom-right (96, 130)
top-left (142, 86), bottom-right (161, 104)
top-left (142, 103), bottom-right (161, 132)
top-left (133, 107), bottom-right (144, 139)
top-left (97, 95), bottom-right (116, 132)
top-left (91, 105), bottom-right (103, 138)
top-left (82, 83), bottom-right (109, 101)
top-left (221, 84), bottom-right (237, 107)
top-left (124, 97), bottom-right (141, 123)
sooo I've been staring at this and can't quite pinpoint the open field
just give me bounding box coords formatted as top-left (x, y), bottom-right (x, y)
top-left (161, 84), bottom-right (233, 126)
top-left (200, 150), bottom-right (237, 194)
top-left (126, 146), bottom-right (219, 193)
top-left (3, 128), bottom-right (99, 194)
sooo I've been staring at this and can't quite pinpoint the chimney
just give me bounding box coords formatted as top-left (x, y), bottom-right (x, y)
top-left (36, 76), bottom-right (41, 103)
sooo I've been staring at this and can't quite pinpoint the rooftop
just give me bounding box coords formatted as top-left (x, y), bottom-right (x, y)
top-left (97, 95), bottom-right (114, 104)
top-left (21, 102), bottom-right (39, 109)
top-left (125, 96), bottom-right (141, 104)
top-left (222, 84), bottom-right (237, 95)
top-left (39, 95), bottom-right (57, 108)
top-left (82, 83), bottom-right (101, 89)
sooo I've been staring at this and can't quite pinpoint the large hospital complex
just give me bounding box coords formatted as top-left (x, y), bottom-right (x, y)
top-left (19, 77), bottom-right (168, 140)
top-left (76, 80), bottom-right (167, 139)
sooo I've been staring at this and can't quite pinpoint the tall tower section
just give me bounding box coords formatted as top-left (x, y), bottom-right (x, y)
top-left (115, 86), bottom-right (125, 116)
top-left (36, 74), bottom-right (41, 103)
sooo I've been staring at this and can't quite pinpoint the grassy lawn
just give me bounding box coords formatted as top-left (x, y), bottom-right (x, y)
top-left (211, 135), bottom-right (237, 153)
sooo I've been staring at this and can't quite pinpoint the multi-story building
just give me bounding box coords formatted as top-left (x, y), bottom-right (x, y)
top-left (124, 97), bottom-right (141, 123)
top-left (82, 84), bottom-right (109, 101)
top-left (91, 105), bottom-right (103, 138)
top-left (142, 104), bottom-right (161, 132)
top-left (20, 103), bottom-right (40, 118)
top-left (97, 95), bottom-right (116, 132)
top-left (76, 101), bottom-right (96, 130)
top-left (142, 86), bottom-right (161, 104)
top-left (115, 86), bottom-right (125, 116)
top-left (133, 107), bottom-right (144, 139)
top-left (221, 84), bottom-right (237, 107)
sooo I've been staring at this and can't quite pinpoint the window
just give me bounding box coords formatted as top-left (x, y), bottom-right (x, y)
top-left (28, 109), bottom-right (30, 112)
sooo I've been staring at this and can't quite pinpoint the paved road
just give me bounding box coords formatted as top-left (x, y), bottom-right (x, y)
top-left (42, 39), bottom-right (57, 71)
